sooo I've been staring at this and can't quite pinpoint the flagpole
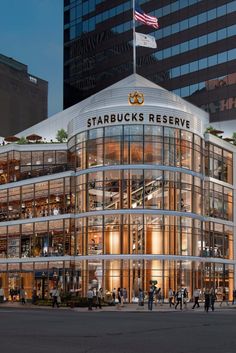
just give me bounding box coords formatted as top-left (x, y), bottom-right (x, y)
top-left (133, 0), bottom-right (136, 74)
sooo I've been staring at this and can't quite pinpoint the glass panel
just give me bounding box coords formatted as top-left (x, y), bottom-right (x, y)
top-left (22, 184), bottom-right (34, 219)
top-left (88, 216), bottom-right (103, 255)
top-left (8, 225), bottom-right (20, 258)
top-left (144, 170), bottom-right (162, 209)
top-left (104, 215), bottom-right (121, 254)
top-left (8, 187), bottom-right (20, 221)
top-left (88, 172), bottom-right (103, 211)
top-left (104, 170), bottom-right (120, 210)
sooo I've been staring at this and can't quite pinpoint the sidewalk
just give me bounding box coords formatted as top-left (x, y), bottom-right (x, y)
top-left (73, 302), bottom-right (236, 313)
top-left (1, 301), bottom-right (236, 312)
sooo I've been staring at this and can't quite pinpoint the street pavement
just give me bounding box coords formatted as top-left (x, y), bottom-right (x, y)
top-left (0, 302), bottom-right (236, 353)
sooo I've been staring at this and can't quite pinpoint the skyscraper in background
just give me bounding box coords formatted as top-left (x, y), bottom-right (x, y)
top-left (63, 0), bottom-right (236, 124)
top-left (0, 54), bottom-right (48, 137)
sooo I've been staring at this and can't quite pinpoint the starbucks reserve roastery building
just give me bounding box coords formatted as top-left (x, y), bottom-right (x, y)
top-left (0, 75), bottom-right (235, 301)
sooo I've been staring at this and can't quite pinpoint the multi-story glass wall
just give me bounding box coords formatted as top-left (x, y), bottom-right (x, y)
top-left (64, 0), bottom-right (236, 123)
top-left (65, 122), bottom-right (234, 300)
top-left (0, 177), bottom-right (75, 222)
top-left (0, 75), bottom-right (235, 303)
top-left (0, 148), bottom-right (67, 184)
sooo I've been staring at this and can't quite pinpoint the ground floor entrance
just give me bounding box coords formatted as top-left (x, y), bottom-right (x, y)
top-left (0, 259), bottom-right (234, 302)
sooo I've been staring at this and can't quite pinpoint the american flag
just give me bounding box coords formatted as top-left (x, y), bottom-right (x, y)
top-left (134, 4), bottom-right (159, 29)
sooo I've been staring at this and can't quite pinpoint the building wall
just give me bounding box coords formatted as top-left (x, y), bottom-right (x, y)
top-left (0, 75), bottom-right (235, 302)
top-left (0, 56), bottom-right (48, 136)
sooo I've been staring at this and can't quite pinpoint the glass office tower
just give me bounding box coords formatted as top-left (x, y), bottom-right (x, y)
top-left (64, 0), bottom-right (236, 123)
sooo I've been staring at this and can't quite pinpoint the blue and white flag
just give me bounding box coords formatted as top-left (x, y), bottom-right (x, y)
top-left (135, 32), bottom-right (157, 48)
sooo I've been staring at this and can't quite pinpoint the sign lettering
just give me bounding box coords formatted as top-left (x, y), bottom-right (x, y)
top-left (87, 113), bottom-right (190, 129)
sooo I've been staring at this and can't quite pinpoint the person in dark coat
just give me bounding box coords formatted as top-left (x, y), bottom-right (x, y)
top-left (204, 289), bottom-right (210, 312)
top-left (138, 288), bottom-right (144, 307)
top-left (10, 288), bottom-right (15, 302)
top-left (210, 287), bottom-right (216, 311)
top-left (148, 285), bottom-right (155, 311)
top-left (87, 288), bottom-right (93, 310)
top-left (117, 288), bottom-right (122, 305)
top-left (232, 289), bottom-right (236, 305)
top-left (175, 288), bottom-right (183, 310)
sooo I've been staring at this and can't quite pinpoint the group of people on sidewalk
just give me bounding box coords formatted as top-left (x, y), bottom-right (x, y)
top-left (87, 287), bottom-right (129, 310)
top-left (141, 285), bottom-right (166, 310)
top-left (112, 287), bottom-right (128, 307)
top-left (145, 284), bottom-right (189, 311)
top-left (87, 287), bottom-right (104, 310)
top-left (139, 283), bottom-right (235, 312)
top-left (192, 287), bottom-right (232, 312)
top-left (192, 287), bottom-right (217, 312)
top-left (1, 283), bottom-right (235, 311)
top-left (3, 287), bottom-right (27, 304)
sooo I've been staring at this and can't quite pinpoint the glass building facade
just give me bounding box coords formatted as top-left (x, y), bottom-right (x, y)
top-left (64, 0), bottom-right (236, 123)
top-left (0, 74), bottom-right (235, 302)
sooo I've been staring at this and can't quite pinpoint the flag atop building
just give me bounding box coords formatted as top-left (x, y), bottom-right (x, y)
top-left (134, 3), bottom-right (159, 29)
top-left (135, 32), bottom-right (157, 48)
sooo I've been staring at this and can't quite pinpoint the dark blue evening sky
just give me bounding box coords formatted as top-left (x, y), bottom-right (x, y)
top-left (0, 0), bottom-right (63, 117)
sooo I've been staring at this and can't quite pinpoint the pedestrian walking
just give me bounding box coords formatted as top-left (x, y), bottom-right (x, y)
top-left (183, 288), bottom-right (188, 309)
top-left (192, 287), bottom-right (200, 309)
top-left (210, 287), bottom-right (216, 311)
top-left (175, 288), bottom-right (183, 310)
top-left (173, 290), bottom-right (176, 304)
top-left (117, 288), bottom-right (122, 304)
top-left (19, 287), bottom-right (26, 304)
top-left (232, 289), bottom-right (236, 305)
top-left (117, 288), bottom-right (122, 310)
top-left (0, 286), bottom-right (4, 303)
top-left (148, 284), bottom-right (155, 311)
top-left (138, 288), bottom-right (144, 307)
top-left (92, 288), bottom-right (97, 308)
top-left (10, 288), bottom-right (14, 302)
top-left (97, 288), bottom-right (103, 309)
top-left (219, 287), bottom-right (229, 306)
top-left (87, 288), bottom-right (93, 310)
top-left (51, 286), bottom-right (60, 308)
top-left (120, 287), bottom-right (124, 306)
top-left (204, 290), bottom-right (210, 312)
top-left (112, 288), bottom-right (116, 305)
top-left (168, 288), bottom-right (175, 307)
top-left (157, 288), bottom-right (163, 305)
top-left (123, 288), bottom-right (128, 303)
